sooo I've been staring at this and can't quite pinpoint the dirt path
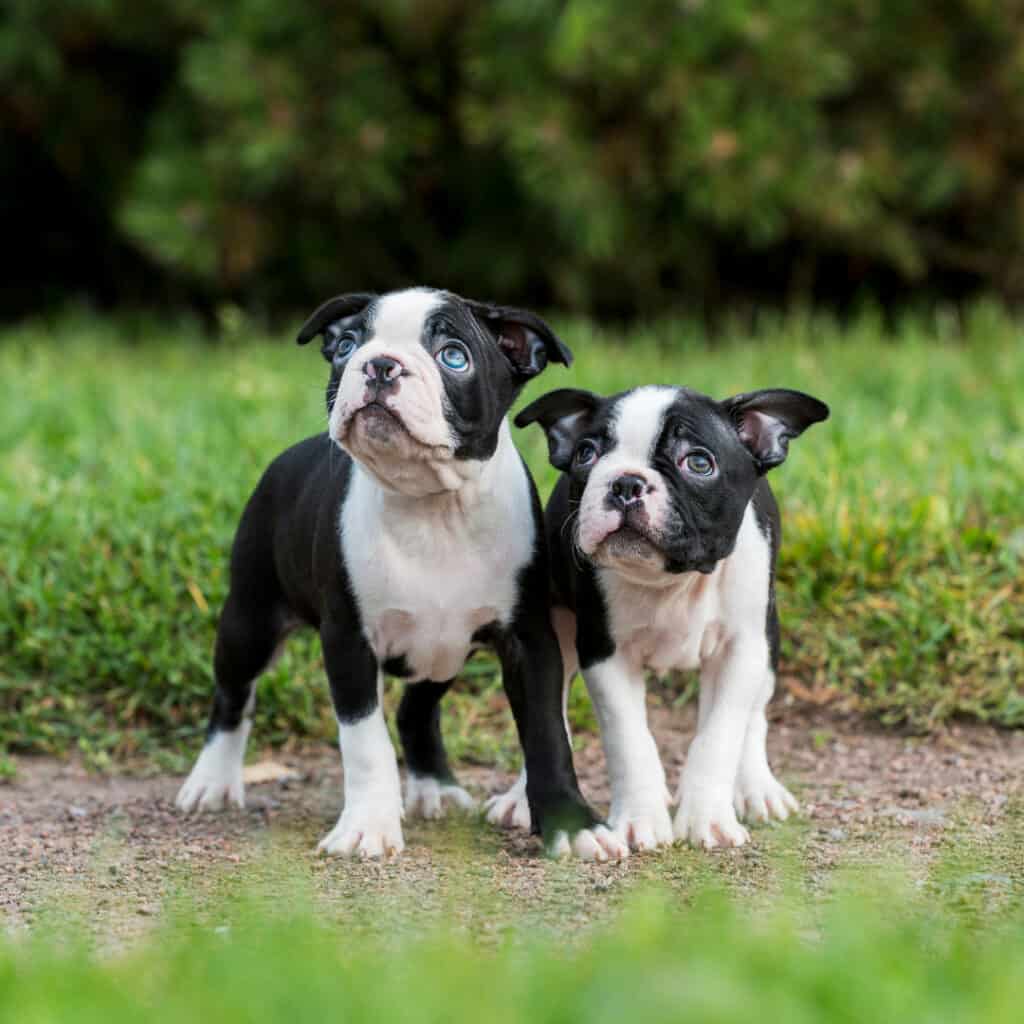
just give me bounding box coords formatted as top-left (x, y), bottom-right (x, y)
top-left (3, 707), bottom-right (1022, 942)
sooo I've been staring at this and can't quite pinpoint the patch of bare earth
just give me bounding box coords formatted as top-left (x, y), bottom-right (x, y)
top-left (3, 706), bottom-right (1022, 943)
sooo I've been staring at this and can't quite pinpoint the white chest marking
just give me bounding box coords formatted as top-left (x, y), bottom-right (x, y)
top-left (599, 504), bottom-right (772, 674)
top-left (341, 424), bottom-right (534, 681)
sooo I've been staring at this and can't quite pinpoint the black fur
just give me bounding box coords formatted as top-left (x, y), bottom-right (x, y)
top-left (298, 290), bottom-right (571, 462)
top-left (200, 290), bottom-right (596, 846)
top-left (518, 385), bottom-right (828, 667)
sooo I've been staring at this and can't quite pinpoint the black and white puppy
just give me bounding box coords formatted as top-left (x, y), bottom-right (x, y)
top-left (497, 384), bottom-right (828, 850)
top-left (176, 288), bottom-right (625, 861)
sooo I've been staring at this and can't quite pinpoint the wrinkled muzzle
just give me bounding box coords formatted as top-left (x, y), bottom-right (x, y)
top-left (328, 343), bottom-right (464, 496)
top-left (575, 458), bottom-right (671, 561)
top-left (330, 343), bottom-right (452, 451)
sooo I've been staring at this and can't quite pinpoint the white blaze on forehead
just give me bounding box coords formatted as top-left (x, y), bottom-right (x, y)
top-left (369, 288), bottom-right (444, 350)
top-left (610, 386), bottom-right (677, 461)
top-left (575, 386), bottom-right (678, 557)
top-left (329, 286), bottom-right (457, 492)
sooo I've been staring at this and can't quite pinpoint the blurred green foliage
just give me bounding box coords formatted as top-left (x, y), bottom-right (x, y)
top-left (4, 1), bottom-right (1024, 316)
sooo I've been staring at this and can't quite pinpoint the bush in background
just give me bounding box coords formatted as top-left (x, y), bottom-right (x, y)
top-left (4, 1), bottom-right (1024, 318)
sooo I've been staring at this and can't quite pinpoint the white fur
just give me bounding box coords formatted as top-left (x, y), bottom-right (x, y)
top-left (733, 690), bottom-right (799, 822)
top-left (583, 503), bottom-right (795, 851)
top-left (336, 349), bottom-right (609, 851)
top-left (584, 654), bottom-right (674, 850)
top-left (175, 720), bottom-right (250, 812)
top-left (176, 693), bottom-right (254, 812)
top-left (549, 825), bottom-right (629, 861)
top-left (325, 291), bottom-right (611, 859)
top-left (341, 421), bottom-right (533, 682)
top-left (331, 374), bottom-right (539, 852)
top-left (319, 696), bottom-right (405, 858)
top-left (405, 774), bottom-right (477, 819)
top-left (484, 769), bottom-right (531, 829)
top-left (330, 288), bottom-right (464, 496)
top-left (577, 387), bottom-right (676, 554)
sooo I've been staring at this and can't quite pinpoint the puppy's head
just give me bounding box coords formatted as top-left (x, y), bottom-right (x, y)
top-left (517, 384), bottom-right (828, 581)
top-left (298, 288), bottom-right (571, 495)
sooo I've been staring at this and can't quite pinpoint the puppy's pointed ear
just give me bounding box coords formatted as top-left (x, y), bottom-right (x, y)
top-left (296, 293), bottom-right (376, 346)
top-left (723, 388), bottom-right (829, 473)
top-left (515, 388), bottom-right (600, 470)
top-left (465, 300), bottom-right (573, 379)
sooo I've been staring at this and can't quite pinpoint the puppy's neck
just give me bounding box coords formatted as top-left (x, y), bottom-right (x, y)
top-left (599, 558), bottom-right (710, 593)
top-left (352, 419), bottom-right (517, 520)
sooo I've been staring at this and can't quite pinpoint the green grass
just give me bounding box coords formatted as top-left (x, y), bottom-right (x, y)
top-left (5, 874), bottom-right (1024, 1023)
top-left (1, 304), bottom-right (1022, 765)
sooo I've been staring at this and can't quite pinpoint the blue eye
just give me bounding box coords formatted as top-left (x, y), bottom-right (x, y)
top-left (683, 452), bottom-right (714, 476)
top-left (438, 343), bottom-right (471, 372)
top-left (575, 441), bottom-right (599, 467)
top-left (336, 337), bottom-right (358, 361)
top-left (328, 328), bottom-right (358, 363)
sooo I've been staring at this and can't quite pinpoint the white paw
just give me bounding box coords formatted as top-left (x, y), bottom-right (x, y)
top-left (674, 783), bottom-right (750, 850)
top-left (548, 825), bottom-right (630, 862)
top-left (609, 802), bottom-right (675, 852)
top-left (404, 775), bottom-right (477, 820)
top-left (734, 770), bottom-right (799, 823)
top-left (484, 772), bottom-right (531, 830)
top-left (175, 727), bottom-right (249, 813)
top-left (317, 805), bottom-right (405, 859)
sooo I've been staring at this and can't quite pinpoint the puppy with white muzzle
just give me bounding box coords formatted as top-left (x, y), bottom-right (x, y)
top-left (495, 383), bottom-right (828, 851)
top-left (176, 288), bottom-right (625, 862)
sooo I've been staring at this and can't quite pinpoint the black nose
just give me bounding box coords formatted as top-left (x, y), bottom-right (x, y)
top-left (364, 356), bottom-right (403, 385)
top-left (609, 474), bottom-right (647, 509)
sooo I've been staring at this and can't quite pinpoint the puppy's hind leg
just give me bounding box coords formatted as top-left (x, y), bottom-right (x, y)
top-left (398, 681), bottom-right (477, 819)
top-left (176, 592), bottom-right (284, 813)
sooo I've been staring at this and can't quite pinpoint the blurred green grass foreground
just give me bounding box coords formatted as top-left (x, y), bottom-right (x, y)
top-left (4, 879), bottom-right (1024, 1023)
top-left (1, 306), bottom-right (1022, 766)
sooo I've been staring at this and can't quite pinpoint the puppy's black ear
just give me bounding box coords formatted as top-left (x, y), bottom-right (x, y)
top-left (296, 293), bottom-right (376, 350)
top-left (466, 300), bottom-right (573, 379)
top-left (723, 388), bottom-right (829, 472)
top-left (515, 388), bottom-right (600, 470)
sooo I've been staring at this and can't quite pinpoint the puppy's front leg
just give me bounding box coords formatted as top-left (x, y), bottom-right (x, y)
top-left (485, 605), bottom-right (578, 831)
top-left (675, 634), bottom-right (768, 849)
top-left (733, 671), bottom-right (798, 823)
top-left (317, 619), bottom-right (404, 859)
top-left (496, 615), bottom-right (627, 861)
top-left (585, 653), bottom-right (673, 851)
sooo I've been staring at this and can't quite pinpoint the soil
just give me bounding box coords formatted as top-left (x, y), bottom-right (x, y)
top-left (3, 704), bottom-right (1023, 944)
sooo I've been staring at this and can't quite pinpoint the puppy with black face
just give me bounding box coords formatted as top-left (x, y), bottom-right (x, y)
top-left (491, 384), bottom-right (828, 850)
top-left (176, 288), bottom-right (624, 862)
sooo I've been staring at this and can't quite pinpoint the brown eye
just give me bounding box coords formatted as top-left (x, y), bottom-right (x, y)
top-left (682, 452), bottom-right (714, 476)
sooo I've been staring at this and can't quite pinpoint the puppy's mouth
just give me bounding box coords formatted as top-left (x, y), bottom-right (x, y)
top-left (595, 523), bottom-right (663, 563)
top-left (355, 400), bottom-right (404, 428)
top-left (337, 399), bottom-right (454, 464)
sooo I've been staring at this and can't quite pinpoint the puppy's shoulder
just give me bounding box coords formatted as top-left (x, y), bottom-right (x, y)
top-left (716, 500), bottom-right (775, 615)
top-left (256, 432), bottom-right (349, 490)
top-left (750, 477), bottom-right (780, 550)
